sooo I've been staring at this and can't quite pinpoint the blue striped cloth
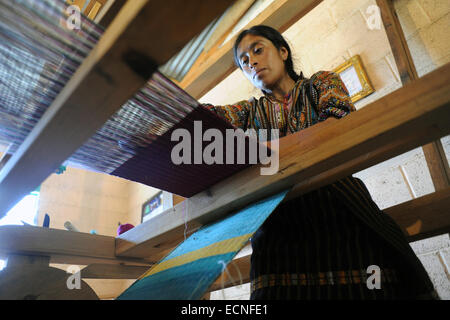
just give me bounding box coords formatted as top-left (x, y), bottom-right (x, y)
top-left (117, 190), bottom-right (289, 300)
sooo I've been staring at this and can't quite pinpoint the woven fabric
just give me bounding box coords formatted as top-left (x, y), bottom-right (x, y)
top-left (249, 176), bottom-right (437, 300)
top-left (0, 0), bottom-right (102, 152)
top-left (251, 268), bottom-right (400, 290)
top-left (0, 0), bottom-right (260, 197)
top-left (111, 105), bottom-right (257, 197)
top-left (69, 72), bottom-right (200, 174)
top-left (117, 190), bottom-right (289, 300)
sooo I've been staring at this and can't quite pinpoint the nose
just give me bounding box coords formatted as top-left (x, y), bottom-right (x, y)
top-left (248, 55), bottom-right (258, 69)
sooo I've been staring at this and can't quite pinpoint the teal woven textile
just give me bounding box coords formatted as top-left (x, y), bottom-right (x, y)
top-left (117, 190), bottom-right (289, 300)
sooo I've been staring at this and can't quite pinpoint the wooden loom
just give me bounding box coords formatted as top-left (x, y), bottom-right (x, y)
top-left (0, 0), bottom-right (449, 299)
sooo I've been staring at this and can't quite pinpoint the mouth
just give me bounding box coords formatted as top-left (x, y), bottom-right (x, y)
top-left (254, 68), bottom-right (266, 79)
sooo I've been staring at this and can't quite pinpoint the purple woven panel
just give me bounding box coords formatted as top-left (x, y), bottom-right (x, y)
top-left (111, 106), bottom-right (258, 197)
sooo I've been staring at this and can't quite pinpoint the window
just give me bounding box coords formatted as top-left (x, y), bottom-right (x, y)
top-left (0, 191), bottom-right (40, 271)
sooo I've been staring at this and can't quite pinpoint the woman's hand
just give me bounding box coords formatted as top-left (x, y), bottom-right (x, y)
top-left (325, 117), bottom-right (339, 123)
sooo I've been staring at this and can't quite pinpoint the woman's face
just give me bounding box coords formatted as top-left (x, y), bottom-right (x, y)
top-left (236, 34), bottom-right (289, 91)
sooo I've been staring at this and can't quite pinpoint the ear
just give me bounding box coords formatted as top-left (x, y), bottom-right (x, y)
top-left (279, 47), bottom-right (289, 61)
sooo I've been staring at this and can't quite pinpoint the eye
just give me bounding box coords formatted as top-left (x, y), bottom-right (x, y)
top-left (254, 47), bottom-right (263, 54)
top-left (241, 57), bottom-right (249, 66)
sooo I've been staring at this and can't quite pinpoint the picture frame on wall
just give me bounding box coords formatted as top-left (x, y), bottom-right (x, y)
top-left (334, 55), bottom-right (374, 103)
top-left (141, 191), bottom-right (163, 223)
top-left (141, 191), bottom-right (174, 223)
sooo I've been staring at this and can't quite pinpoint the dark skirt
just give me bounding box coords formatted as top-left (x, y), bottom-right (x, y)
top-left (249, 177), bottom-right (437, 300)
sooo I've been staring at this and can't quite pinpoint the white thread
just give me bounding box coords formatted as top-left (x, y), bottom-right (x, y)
top-left (218, 260), bottom-right (228, 299)
top-left (217, 259), bottom-right (244, 299)
top-left (183, 200), bottom-right (188, 241)
top-left (230, 260), bottom-right (244, 287)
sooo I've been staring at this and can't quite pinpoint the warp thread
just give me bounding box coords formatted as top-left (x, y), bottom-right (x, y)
top-left (0, 0), bottom-right (200, 176)
top-left (183, 200), bottom-right (189, 241)
top-left (217, 259), bottom-right (244, 299)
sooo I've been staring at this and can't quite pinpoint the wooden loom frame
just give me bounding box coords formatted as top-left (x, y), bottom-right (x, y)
top-left (0, 0), bottom-right (449, 298)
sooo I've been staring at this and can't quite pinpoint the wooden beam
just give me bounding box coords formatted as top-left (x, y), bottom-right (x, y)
top-left (96, 0), bottom-right (127, 28)
top-left (422, 140), bottom-right (450, 190)
top-left (67, 0), bottom-right (114, 22)
top-left (386, 187), bottom-right (450, 241)
top-left (34, 186), bottom-right (446, 283)
top-left (81, 264), bottom-right (149, 279)
top-left (67, 0), bottom-right (88, 11)
top-left (0, 0), bottom-right (232, 218)
top-left (203, 0), bottom-right (256, 52)
top-left (173, 194), bottom-right (186, 206)
top-left (0, 225), bottom-right (152, 266)
top-left (83, 0), bottom-right (108, 20)
top-left (116, 62), bottom-right (450, 259)
top-left (208, 187), bottom-right (450, 291)
top-left (180, 0), bottom-right (323, 99)
top-left (19, 186), bottom-right (442, 283)
top-left (377, 0), bottom-right (450, 191)
top-left (376, 0), bottom-right (418, 84)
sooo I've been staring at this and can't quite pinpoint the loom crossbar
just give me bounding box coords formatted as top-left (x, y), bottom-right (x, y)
top-left (0, 225), bottom-right (151, 266)
top-left (0, 181), bottom-right (447, 283)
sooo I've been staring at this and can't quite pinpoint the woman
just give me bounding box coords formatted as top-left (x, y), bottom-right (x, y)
top-left (204, 25), bottom-right (437, 300)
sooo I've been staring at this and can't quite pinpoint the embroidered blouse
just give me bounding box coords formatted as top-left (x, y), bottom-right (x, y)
top-left (203, 71), bottom-right (356, 136)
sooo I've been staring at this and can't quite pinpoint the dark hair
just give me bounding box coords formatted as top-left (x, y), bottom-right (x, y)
top-left (233, 25), bottom-right (301, 82)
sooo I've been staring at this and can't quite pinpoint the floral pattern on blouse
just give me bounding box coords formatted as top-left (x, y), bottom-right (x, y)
top-left (204, 71), bottom-right (356, 138)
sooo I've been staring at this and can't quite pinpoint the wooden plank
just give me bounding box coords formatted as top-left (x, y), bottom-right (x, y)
top-left (72, 186), bottom-right (449, 283)
top-left (283, 118), bottom-right (441, 201)
top-left (81, 264), bottom-right (149, 279)
top-left (173, 194), bottom-right (186, 206)
top-left (208, 188), bottom-right (450, 291)
top-left (180, 0), bottom-right (323, 99)
top-left (25, 186), bottom-right (443, 284)
top-left (377, 0), bottom-right (450, 190)
top-left (116, 62), bottom-right (450, 259)
top-left (67, 0), bottom-right (88, 11)
top-left (386, 187), bottom-right (450, 241)
top-left (376, 0), bottom-right (418, 84)
top-left (96, 0), bottom-right (126, 28)
top-left (83, 0), bottom-right (108, 20)
top-left (422, 140), bottom-right (450, 190)
top-left (0, 0), bottom-right (232, 218)
top-left (0, 225), bottom-right (152, 266)
top-left (203, 0), bottom-right (256, 52)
